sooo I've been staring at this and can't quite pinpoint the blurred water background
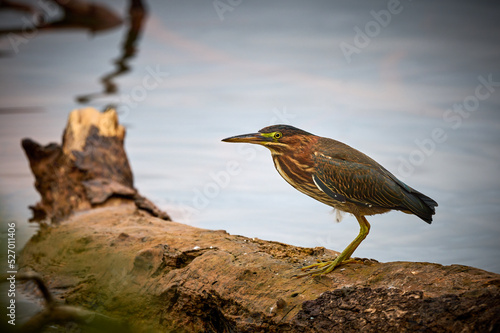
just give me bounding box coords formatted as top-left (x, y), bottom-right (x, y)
top-left (0, 0), bottom-right (499, 281)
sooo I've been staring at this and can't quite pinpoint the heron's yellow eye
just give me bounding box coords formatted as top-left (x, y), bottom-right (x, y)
top-left (273, 132), bottom-right (282, 140)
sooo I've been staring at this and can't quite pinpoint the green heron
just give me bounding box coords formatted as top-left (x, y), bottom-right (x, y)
top-left (222, 125), bottom-right (437, 276)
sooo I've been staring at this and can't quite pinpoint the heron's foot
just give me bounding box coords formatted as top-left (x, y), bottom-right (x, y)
top-left (296, 257), bottom-right (359, 277)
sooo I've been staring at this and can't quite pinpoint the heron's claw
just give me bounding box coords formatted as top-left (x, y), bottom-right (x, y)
top-left (296, 257), bottom-right (360, 278)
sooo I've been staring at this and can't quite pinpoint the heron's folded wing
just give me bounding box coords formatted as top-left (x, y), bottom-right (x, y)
top-left (313, 152), bottom-right (406, 210)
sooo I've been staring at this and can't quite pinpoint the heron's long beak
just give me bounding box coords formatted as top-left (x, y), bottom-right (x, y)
top-left (222, 133), bottom-right (270, 144)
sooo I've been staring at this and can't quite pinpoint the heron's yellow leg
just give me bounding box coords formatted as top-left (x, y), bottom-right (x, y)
top-left (298, 215), bottom-right (370, 277)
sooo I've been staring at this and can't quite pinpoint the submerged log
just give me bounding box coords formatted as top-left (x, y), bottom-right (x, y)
top-left (18, 108), bottom-right (500, 332)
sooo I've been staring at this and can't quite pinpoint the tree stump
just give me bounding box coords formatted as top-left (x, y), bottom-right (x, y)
top-left (21, 107), bottom-right (170, 222)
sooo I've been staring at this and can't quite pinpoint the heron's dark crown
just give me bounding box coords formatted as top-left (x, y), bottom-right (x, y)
top-left (258, 124), bottom-right (314, 137)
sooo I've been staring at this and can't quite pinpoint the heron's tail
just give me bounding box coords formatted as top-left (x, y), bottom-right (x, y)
top-left (401, 190), bottom-right (438, 224)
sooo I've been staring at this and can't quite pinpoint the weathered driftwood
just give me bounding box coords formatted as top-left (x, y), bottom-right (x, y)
top-left (21, 107), bottom-right (170, 222)
top-left (19, 206), bottom-right (500, 332)
top-left (18, 108), bottom-right (500, 332)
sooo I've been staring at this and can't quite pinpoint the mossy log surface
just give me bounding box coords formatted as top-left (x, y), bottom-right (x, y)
top-left (18, 107), bottom-right (500, 332)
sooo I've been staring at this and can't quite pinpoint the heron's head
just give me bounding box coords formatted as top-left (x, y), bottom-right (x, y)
top-left (222, 124), bottom-right (315, 155)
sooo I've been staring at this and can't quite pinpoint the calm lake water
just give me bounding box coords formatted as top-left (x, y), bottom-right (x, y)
top-left (1, 0), bottom-right (499, 288)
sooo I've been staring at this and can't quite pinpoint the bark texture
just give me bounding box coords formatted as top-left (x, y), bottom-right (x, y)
top-left (21, 107), bottom-right (169, 222)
